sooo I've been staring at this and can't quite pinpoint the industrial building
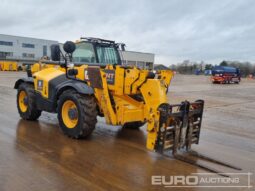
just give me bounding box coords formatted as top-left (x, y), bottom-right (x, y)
top-left (153, 64), bottom-right (171, 71)
top-left (0, 34), bottom-right (155, 68)
top-left (0, 34), bottom-right (58, 65)
top-left (120, 50), bottom-right (154, 70)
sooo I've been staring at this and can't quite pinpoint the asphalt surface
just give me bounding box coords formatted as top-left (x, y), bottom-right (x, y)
top-left (0, 72), bottom-right (254, 191)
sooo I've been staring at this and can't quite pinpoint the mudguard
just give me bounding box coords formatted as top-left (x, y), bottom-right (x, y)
top-left (14, 77), bottom-right (34, 89)
top-left (56, 80), bottom-right (94, 97)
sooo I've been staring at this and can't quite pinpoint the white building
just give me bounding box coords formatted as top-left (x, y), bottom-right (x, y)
top-left (0, 34), bottom-right (58, 65)
top-left (120, 50), bottom-right (154, 70)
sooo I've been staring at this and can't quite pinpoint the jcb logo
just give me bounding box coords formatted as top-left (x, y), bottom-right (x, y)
top-left (106, 73), bottom-right (114, 80)
top-left (104, 70), bottom-right (115, 85)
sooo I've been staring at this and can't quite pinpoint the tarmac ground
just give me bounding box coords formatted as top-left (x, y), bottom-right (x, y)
top-left (0, 72), bottom-right (254, 191)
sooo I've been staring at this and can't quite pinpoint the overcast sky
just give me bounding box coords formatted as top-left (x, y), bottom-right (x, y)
top-left (0, 0), bottom-right (255, 65)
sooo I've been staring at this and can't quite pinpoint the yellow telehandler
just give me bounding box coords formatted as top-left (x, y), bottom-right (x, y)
top-left (14, 38), bottom-right (240, 175)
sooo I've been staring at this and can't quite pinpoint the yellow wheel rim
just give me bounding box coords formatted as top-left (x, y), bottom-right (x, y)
top-left (18, 90), bottom-right (28, 112)
top-left (62, 100), bottom-right (78, 129)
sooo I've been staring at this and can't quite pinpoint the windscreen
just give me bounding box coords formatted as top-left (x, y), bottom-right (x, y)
top-left (73, 42), bottom-right (96, 63)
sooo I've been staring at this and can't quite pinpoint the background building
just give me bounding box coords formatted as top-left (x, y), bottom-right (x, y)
top-left (120, 50), bottom-right (154, 70)
top-left (0, 34), bottom-right (155, 68)
top-left (154, 64), bottom-right (171, 71)
top-left (0, 34), bottom-right (58, 65)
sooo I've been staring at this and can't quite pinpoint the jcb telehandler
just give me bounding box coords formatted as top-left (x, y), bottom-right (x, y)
top-left (15, 38), bottom-right (240, 174)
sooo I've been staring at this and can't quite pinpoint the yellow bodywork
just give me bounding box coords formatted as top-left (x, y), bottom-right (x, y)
top-left (33, 68), bottom-right (64, 98)
top-left (31, 63), bottom-right (174, 150)
top-left (31, 62), bottom-right (62, 73)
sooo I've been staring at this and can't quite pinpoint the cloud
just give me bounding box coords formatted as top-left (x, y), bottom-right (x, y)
top-left (0, 0), bottom-right (254, 65)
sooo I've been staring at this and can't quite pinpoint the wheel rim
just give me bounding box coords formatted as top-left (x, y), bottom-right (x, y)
top-left (18, 90), bottom-right (28, 112)
top-left (62, 100), bottom-right (78, 129)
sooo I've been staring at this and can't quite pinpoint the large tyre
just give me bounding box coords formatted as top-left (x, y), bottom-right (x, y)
top-left (123, 121), bottom-right (146, 129)
top-left (17, 83), bottom-right (42, 120)
top-left (57, 90), bottom-right (97, 138)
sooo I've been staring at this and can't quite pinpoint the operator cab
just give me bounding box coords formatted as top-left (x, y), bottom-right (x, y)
top-left (72, 37), bottom-right (122, 65)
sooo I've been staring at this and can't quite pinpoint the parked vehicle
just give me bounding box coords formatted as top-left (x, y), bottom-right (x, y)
top-left (211, 66), bottom-right (240, 84)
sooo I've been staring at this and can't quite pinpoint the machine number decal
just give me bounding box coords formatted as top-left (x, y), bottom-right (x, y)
top-left (37, 80), bottom-right (43, 91)
top-left (84, 70), bottom-right (89, 81)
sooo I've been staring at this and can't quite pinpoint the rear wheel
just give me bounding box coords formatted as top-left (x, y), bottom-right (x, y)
top-left (17, 83), bottom-right (41, 120)
top-left (57, 90), bottom-right (97, 138)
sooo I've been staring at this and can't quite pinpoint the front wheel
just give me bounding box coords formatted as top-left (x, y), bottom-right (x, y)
top-left (57, 90), bottom-right (97, 139)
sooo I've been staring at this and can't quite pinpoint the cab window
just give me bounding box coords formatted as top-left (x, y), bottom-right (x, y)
top-left (73, 42), bottom-right (96, 63)
top-left (96, 46), bottom-right (119, 64)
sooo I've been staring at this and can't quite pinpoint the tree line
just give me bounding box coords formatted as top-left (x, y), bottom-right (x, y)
top-left (169, 60), bottom-right (255, 76)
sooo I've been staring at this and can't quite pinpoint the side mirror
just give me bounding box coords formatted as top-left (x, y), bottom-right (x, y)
top-left (50, 44), bottom-right (61, 61)
top-left (63, 41), bottom-right (76, 54)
